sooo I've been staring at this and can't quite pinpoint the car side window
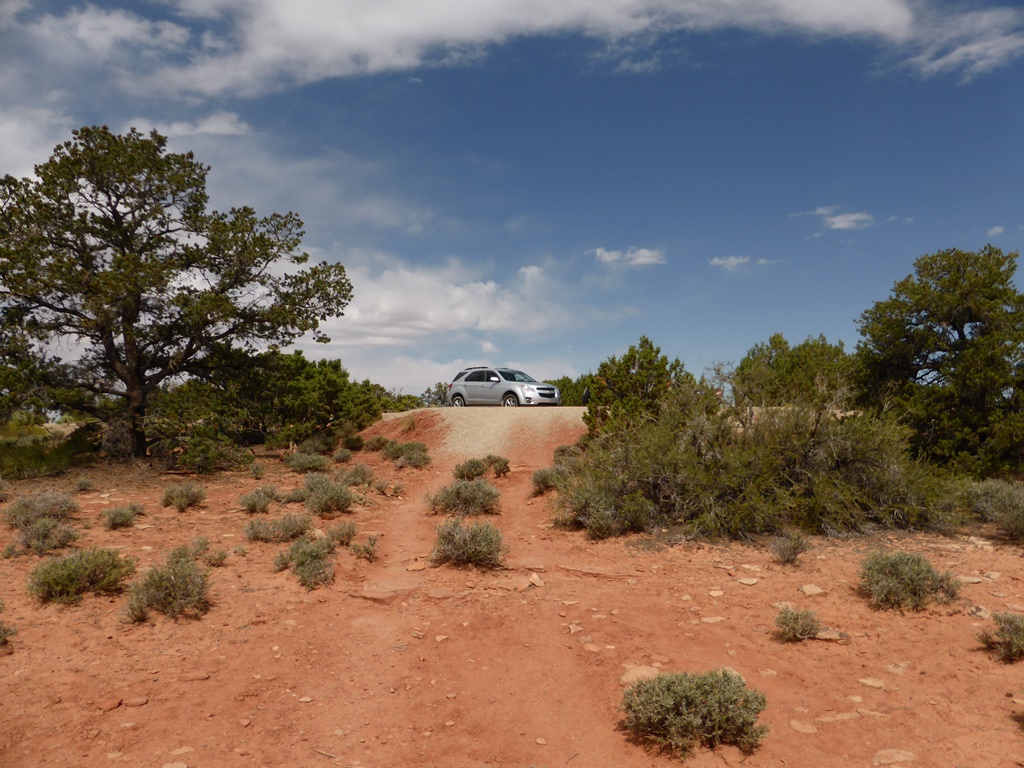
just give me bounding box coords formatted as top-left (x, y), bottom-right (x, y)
top-left (465, 371), bottom-right (485, 383)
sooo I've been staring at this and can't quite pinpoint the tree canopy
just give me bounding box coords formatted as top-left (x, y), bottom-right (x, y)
top-left (855, 245), bottom-right (1024, 474)
top-left (732, 333), bottom-right (850, 407)
top-left (0, 126), bottom-right (353, 456)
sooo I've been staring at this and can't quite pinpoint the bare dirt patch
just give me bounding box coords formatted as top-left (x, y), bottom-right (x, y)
top-left (2, 407), bottom-right (1024, 767)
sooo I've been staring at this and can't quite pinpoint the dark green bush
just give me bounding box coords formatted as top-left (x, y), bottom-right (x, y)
top-left (244, 513), bottom-right (312, 543)
top-left (364, 435), bottom-right (390, 452)
top-left (283, 452), bottom-right (330, 473)
top-left (859, 551), bottom-right (959, 610)
top-left (427, 479), bottom-right (500, 516)
top-left (484, 454), bottom-right (511, 478)
top-left (274, 536), bottom-right (337, 589)
top-left (281, 486), bottom-right (307, 503)
top-left (381, 440), bottom-right (430, 469)
top-left (240, 485), bottom-right (279, 514)
top-left (104, 504), bottom-right (142, 530)
top-left (620, 670), bottom-right (768, 758)
top-left (124, 548), bottom-right (211, 621)
top-left (342, 434), bottom-right (364, 452)
top-left (531, 466), bottom-right (565, 496)
top-left (430, 518), bottom-right (504, 568)
top-left (980, 613), bottom-right (1024, 663)
top-left (161, 482), bottom-right (206, 512)
top-left (297, 433), bottom-right (337, 455)
top-left (339, 464), bottom-right (374, 487)
top-left (774, 606), bottom-right (821, 642)
top-left (28, 549), bottom-right (136, 604)
top-left (769, 531), bottom-right (810, 565)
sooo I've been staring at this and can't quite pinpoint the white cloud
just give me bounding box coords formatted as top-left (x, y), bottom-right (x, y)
top-left (163, 111), bottom-right (251, 137)
top-left (26, 6), bottom-right (188, 63)
top-left (480, 340), bottom-right (500, 354)
top-left (592, 246), bottom-right (666, 266)
top-left (907, 7), bottom-right (1024, 81)
top-left (710, 255), bottom-right (750, 272)
top-left (0, 106), bottom-right (74, 178)
top-left (794, 205), bottom-right (875, 231)
top-left (987, 225), bottom-right (1004, 237)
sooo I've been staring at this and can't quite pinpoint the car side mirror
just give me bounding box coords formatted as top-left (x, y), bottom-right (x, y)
top-left (489, 376), bottom-right (499, 382)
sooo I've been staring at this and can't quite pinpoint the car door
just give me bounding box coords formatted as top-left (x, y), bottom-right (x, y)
top-left (462, 370), bottom-right (487, 404)
top-left (479, 369), bottom-right (502, 405)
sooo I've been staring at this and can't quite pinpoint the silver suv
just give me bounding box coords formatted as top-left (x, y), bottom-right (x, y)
top-left (446, 367), bottom-right (561, 407)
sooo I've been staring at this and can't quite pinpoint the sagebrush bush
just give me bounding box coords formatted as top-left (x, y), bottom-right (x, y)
top-left (979, 613), bottom-right (1024, 663)
top-left (350, 535), bottom-right (380, 563)
top-left (274, 536), bottom-right (337, 589)
top-left (340, 464), bottom-right (374, 487)
top-left (74, 477), bottom-right (95, 492)
top-left (485, 454), bottom-right (511, 477)
top-left (342, 434), bottom-right (364, 452)
top-left (620, 670), bottom-right (768, 758)
top-left (364, 435), bottom-right (390, 452)
top-left (240, 485), bottom-right (279, 514)
top-left (249, 462), bottom-right (265, 480)
top-left (430, 518), bottom-right (504, 568)
top-left (774, 606), bottom-right (821, 642)
top-left (769, 531), bottom-right (810, 565)
top-left (14, 517), bottom-right (79, 555)
top-left (3, 492), bottom-right (78, 530)
top-left (531, 466), bottom-right (565, 496)
top-left (161, 482), bottom-right (206, 512)
top-left (962, 479), bottom-right (1024, 540)
top-left (303, 474), bottom-right (354, 516)
top-left (281, 486), bottom-right (307, 504)
top-left (859, 551), bottom-right (959, 611)
top-left (454, 458), bottom-right (489, 481)
top-left (28, 548), bottom-right (136, 604)
top-left (297, 433), bottom-right (337, 455)
top-left (125, 548), bottom-right (211, 621)
top-left (203, 549), bottom-right (228, 567)
top-left (332, 447), bottom-right (353, 464)
top-left (244, 513), bottom-right (312, 543)
top-left (327, 521), bottom-right (357, 546)
top-left (104, 504), bottom-right (141, 530)
top-left (284, 452), bottom-right (330, 473)
top-left (379, 440), bottom-right (431, 469)
top-left (428, 479), bottom-right (500, 516)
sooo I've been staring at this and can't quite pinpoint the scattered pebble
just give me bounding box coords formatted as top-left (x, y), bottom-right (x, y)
top-left (873, 748), bottom-right (915, 765)
top-left (529, 573), bottom-right (545, 588)
top-left (859, 678), bottom-right (885, 689)
top-left (790, 720), bottom-right (818, 734)
top-left (535, 738), bottom-right (547, 745)
top-left (701, 616), bottom-right (726, 624)
top-left (800, 584), bottom-right (824, 597)
top-left (123, 697), bottom-right (148, 708)
top-left (737, 578), bottom-right (758, 586)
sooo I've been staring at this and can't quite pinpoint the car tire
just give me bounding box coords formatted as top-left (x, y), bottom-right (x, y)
top-left (451, 395), bottom-right (465, 407)
top-left (502, 393), bottom-right (519, 407)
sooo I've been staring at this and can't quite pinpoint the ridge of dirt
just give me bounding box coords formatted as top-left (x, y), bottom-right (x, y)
top-left (1, 407), bottom-right (1023, 768)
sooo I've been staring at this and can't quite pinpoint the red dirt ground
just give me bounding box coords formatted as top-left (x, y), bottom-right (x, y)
top-left (2, 407), bottom-right (1024, 768)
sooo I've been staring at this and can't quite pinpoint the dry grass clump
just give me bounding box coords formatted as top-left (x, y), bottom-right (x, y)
top-left (769, 531), bottom-right (810, 565)
top-left (430, 518), bottom-right (504, 568)
top-left (962, 479), bottom-right (1024, 540)
top-left (350, 535), bottom-right (380, 563)
top-left (427, 479), bottom-right (500, 516)
top-left (28, 548), bottom-right (136, 604)
top-left (244, 513), bottom-right (313, 543)
top-left (980, 613), bottom-right (1024, 663)
top-left (125, 546), bottom-right (211, 621)
top-left (859, 551), bottom-right (959, 611)
top-left (104, 504), bottom-right (142, 530)
top-left (284, 452), bottom-right (330, 473)
top-left (3, 491), bottom-right (78, 529)
top-left (161, 481), bottom-right (206, 512)
top-left (774, 606), bottom-right (821, 642)
top-left (274, 536), bottom-right (338, 589)
top-left (240, 485), bottom-right (279, 514)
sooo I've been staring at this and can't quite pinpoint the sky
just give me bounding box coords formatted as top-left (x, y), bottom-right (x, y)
top-left (1, 1), bottom-right (1022, 396)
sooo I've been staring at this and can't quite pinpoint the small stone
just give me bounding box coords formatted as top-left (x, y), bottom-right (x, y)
top-left (583, 644), bottom-right (601, 653)
top-left (169, 747), bottom-right (194, 756)
top-left (240, 718), bottom-right (251, 727)
top-left (790, 720), bottom-right (818, 734)
top-left (886, 662), bottom-right (911, 674)
top-left (162, 763), bottom-right (188, 768)
top-left (737, 578), bottom-right (758, 586)
top-left (859, 678), bottom-right (885, 689)
top-left (181, 671), bottom-right (210, 681)
top-left (98, 698), bottom-right (122, 712)
top-left (299, 696), bottom-right (313, 702)
top-left (759, 669), bottom-right (777, 677)
top-left (435, 635), bottom-right (448, 642)
top-left (444, 721), bottom-right (455, 727)
top-left (708, 590), bottom-right (725, 597)
top-left (123, 697), bottom-right (148, 707)
top-left (985, 572), bottom-right (1001, 580)
top-left (528, 573), bottom-right (545, 588)
top-left (620, 666), bottom-right (661, 686)
top-left (568, 623), bottom-right (583, 634)
top-left (968, 606), bottom-right (993, 620)
top-left (800, 584), bottom-right (824, 597)
top-left (814, 630), bottom-right (847, 642)
top-left (740, 564), bottom-right (762, 572)
top-left (873, 748), bottom-right (915, 765)
top-left (959, 576), bottom-right (984, 584)
top-left (701, 616), bottom-right (726, 624)
top-left (816, 711), bottom-right (861, 723)
top-left (535, 738), bottom-right (547, 745)
top-left (858, 708), bottom-right (891, 719)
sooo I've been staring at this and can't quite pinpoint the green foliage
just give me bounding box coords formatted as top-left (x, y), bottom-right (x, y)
top-left (961, 479), bottom-right (1024, 539)
top-left (124, 547), bottom-right (211, 621)
top-left (364, 435), bottom-right (390, 451)
top-left (339, 463), bottom-right (374, 487)
top-left (297, 433), bottom-right (337, 455)
top-left (0, 426), bottom-right (99, 479)
top-left (0, 126), bottom-right (353, 457)
top-left (103, 504), bottom-right (141, 530)
top-left (3, 491), bottom-right (78, 530)
top-left (420, 381), bottom-right (451, 407)
top-left (249, 462), bottom-right (265, 480)
top-left (774, 606), bottom-right (821, 642)
top-left (584, 336), bottom-right (694, 435)
top-left (303, 473), bottom-right (354, 516)
top-left (332, 447), bottom-right (353, 463)
top-left (428, 479), bottom-right (500, 516)
top-left (239, 485), bottom-right (279, 514)
top-left (733, 333), bottom-right (850, 407)
top-left (74, 478), bottom-right (95, 492)
top-left (284, 452), bottom-right (330, 473)
top-left (531, 466), bottom-right (566, 496)
top-left (454, 458), bottom-right (489, 481)
top-left (484, 454), bottom-right (511, 477)
top-left (858, 551), bottom-right (960, 611)
top-left (979, 613), bottom-right (1024, 663)
top-left (855, 246), bottom-right (1024, 475)
top-left (769, 531), bottom-right (810, 565)
top-left (12, 517), bottom-right (79, 556)
top-left (381, 440), bottom-right (431, 469)
top-left (28, 548), bottom-right (136, 604)
top-left (244, 513), bottom-right (312, 543)
top-left (544, 374), bottom-right (594, 407)
top-left (342, 434), bottom-right (364, 452)
top-left (202, 549), bottom-right (228, 567)
top-left (161, 482), bottom-right (206, 512)
top-left (430, 518), bottom-right (505, 568)
top-left (327, 521), bottom-right (357, 547)
top-left (274, 536), bottom-right (337, 589)
top-left (350, 535), bottom-right (379, 563)
top-left (619, 670), bottom-right (768, 758)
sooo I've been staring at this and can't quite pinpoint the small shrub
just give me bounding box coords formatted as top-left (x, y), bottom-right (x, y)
top-left (454, 458), bottom-right (489, 481)
top-left (382, 440), bottom-right (430, 469)
top-left (859, 551), bottom-right (959, 611)
top-left (620, 670), bottom-right (768, 758)
top-left (4, 492), bottom-right (78, 530)
top-left (332, 447), bottom-right (353, 464)
top-left (769, 531), bottom-right (810, 565)
top-left (340, 464), bottom-right (374, 488)
top-left (233, 545), bottom-right (247, 557)
top-left (396, 447), bottom-right (431, 469)
top-left (281, 487), bottom-right (307, 504)
top-left (15, 517), bottom-right (79, 555)
top-left (28, 549), bottom-right (136, 604)
top-left (104, 504), bottom-right (141, 530)
top-left (125, 549), bottom-right (211, 621)
top-left (274, 536), bottom-right (337, 589)
top-left (431, 518), bottom-right (504, 568)
top-left (74, 477), bottom-right (95, 492)
top-left (961, 478), bottom-right (1024, 524)
top-left (350, 535), bottom-right (380, 563)
top-left (485, 454), bottom-right (511, 478)
top-left (304, 475), bottom-right (354, 516)
top-left (327, 521), bottom-right (357, 546)
top-left (161, 482), bottom-right (206, 512)
top-left (297, 433), bottom-right (336, 455)
top-left (249, 462), bottom-right (265, 480)
top-left (240, 485), bottom-right (279, 514)
top-left (203, 549), bottom-right (228, 567)
top-left (0, 598), bottom-right (16, 647)
top-left (531, 466), bottom-right (565, 496)
top-left (428, 479), bottom-right (500, 516)
top-left (980, 613), bottom-right (1024, 663)
top-left (774, 606), bottom-right (821, 642)
top-left (244, 513), bottom-right (313, 543)
top-left (391, 482), bottom-right (405, 497)
top-left (284, 452), bottom-right (330, 473)
top-left (342, 434), bottom-right (364, 452)
top-left (364, 435), bottom-right (390, 452)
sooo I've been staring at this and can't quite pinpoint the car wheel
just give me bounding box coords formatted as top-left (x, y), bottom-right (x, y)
top-left (502, 393), bottom-right (519, 407)
top-left (451, 395), bottom-right (465, 407)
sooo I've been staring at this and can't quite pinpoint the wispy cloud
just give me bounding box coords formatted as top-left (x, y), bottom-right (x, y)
top-left (710, 256), bottom-right (750, 272)
top-left (793, 205), bottom-right (875, 231)
top-left (987, 225), bottom-right (1005, 237)
top-left (593, 246), bottom-right (666, 266)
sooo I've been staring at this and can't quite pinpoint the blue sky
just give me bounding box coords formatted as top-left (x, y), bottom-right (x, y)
top-left (1, 1), bottom-right (1022, 395)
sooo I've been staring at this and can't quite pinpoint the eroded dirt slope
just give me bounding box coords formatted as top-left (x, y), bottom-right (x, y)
top-left (1, 407), bottom-right (1023, 768)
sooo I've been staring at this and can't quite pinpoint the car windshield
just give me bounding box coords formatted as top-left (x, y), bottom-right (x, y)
top-left (499, 370), bottom-right (537, 383)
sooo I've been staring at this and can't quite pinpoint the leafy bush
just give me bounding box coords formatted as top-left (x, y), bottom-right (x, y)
top-left (428, 479), bottom-right (500, 516)
top-left (485, 454), bottom-right (511, 478)
top-left (381, 440), bottom-right (430, 469)
top-left (284, 452), bottom-right (330, 473)
top-left (203, 549), bottom-right (228, 567)
top-left (350, 535), bottom-right (380, 563)
top-left (124, 548), bottom-right (211, 621)
top-left (332, 447), bottom-right (353, 464)
top-left (29, 549), bottom-right (136, 604)
top-left (104, 504), bottom-right (142, 530)
top-left (297, 433), bottom-right (337, 455)
top-left (244, 513), bottom-right (313, 543)
top-left (161, 482), bottom-right (206, 512)
top-left (859, 551), bottom-right (960, 611)
top-left (962, 479), bottom-right (1024, 540)
top-left (431, 518), bottom-right (504, 568)
top-left (342, 434), bottom-right (364, 452)
top-left (531, 466), bottom-right (566, 496)
top-left (240, 485), bottom-right (279, 514)
top-left (774, 606), bottom-right (821, 642)
top-left (274, 536), bottom-right (337, 589)
top-left (980, 613), bottom-right (1024, 663)
top-left (303, 474), bottom-right (354, 516)
top-left (769, 531), bottom-right (810, 565)
top-left (3, 491), bottom-right (78, 530)
top-left (364, 435), bottom-right (390, 452)
top-left (327, 521), bottom-right (357, 546)
top-left (281, 486), bottom-right (307, 504)
top-left (0, 427), bottom-right (97, 479)
top-left (14, 516), bottom-right (79, 555)
top-left (620, 670), bottom-right (768, 758)
top-left (339, 464), bottom-right (374, 487)
top-left (454, 458), bottom-right (489, 481)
